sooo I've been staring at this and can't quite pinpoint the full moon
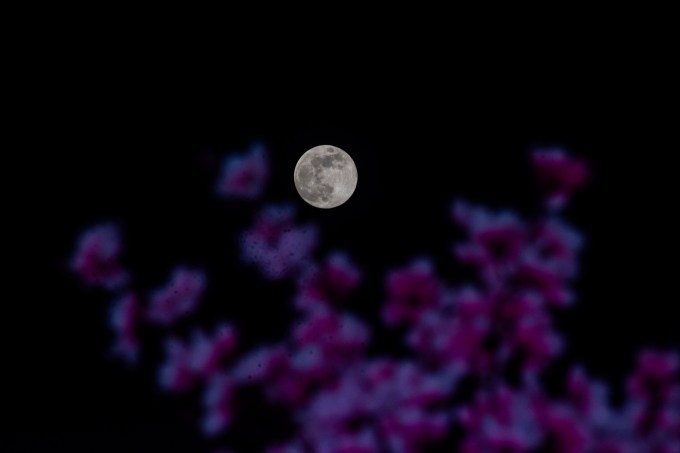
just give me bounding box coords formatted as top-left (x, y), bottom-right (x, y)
top-left (294, 145), bottom-right (358, 209)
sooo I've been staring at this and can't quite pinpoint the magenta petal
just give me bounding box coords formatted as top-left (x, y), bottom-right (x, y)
top-left (531, 148), bottom-right (589, 211)
top-left (215, 142), bottom-right (270, 200)
top-left (109, 292), bottom-right (140, 364)
top-left (146, 267), bottom-right (206, 325)
top-left (71, 223), bottom-right (128, 290)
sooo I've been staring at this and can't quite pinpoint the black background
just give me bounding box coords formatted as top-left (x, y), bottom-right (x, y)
top-left (5, 30), bottom-right (678, 452)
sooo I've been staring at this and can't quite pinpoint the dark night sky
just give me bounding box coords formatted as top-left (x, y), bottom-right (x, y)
top-left (5, 37), bottom-right (678, 452)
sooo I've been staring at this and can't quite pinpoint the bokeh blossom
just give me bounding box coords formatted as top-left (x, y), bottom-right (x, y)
top-left (201, 372), bottom-right (236, 437)
top-left (71, 146), bottom-right (680, 452)
top-left (70, 223), bottom-right (128, 289)
top-left (531, 148), bottom-right (589, 211)
top-left (146, 267), bottom-right (207, 325)
top-left (452, 202), bottom-right (526, 274)
top-left (232, 307), bottom-right (371, 407)
top-left (295, 359), bottom-right (452, 453)
top-left (109, 292), bottom-right (140, 364)
top-left (240, 203), bottom-right (319, 281)
top-left (294, 251), bottom-right (361, 311)
top-left (382, 258), bottom-right (447, 326)
top-left (215, 141), bottom-right (270, 200)
top-left (158, 323), bottom-right (237, 392)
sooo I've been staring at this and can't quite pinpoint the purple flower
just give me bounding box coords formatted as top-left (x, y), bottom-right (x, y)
top-left (531, 148), bottom-right (588, 211)
top-left (232, 344), bottom-right (289, 384)
top-left (452, 201), bottom-right (526, 278)
top-left (627, 349), bottom-right (679, 401)
top-left (240, 204), bottom-right (319, 281)
top-left (458, 386), bottom-right (542, 452)
top-left (187, 324), bottom-right (238, 378)
top-left (109, 292), bottom-right (140, 364)
top-left (292, 308), bottom-right (371, 365)
top-left (621, 349), bottom-right (680, 446)
top-left (294, 252), bottom-right (362, 311)
top-left (534, 402), bottom-right (590, 453)
top-left (70, 223), bottom-right (128, 290)
top-left (382, 258), bottom-right (445, 326)
top-left (510, 313), bottom-right (563, 375)
top-left (80, 142), bottom-right (680, 451)
top-left (215, 141), bottom-right (269, 200)
top-left (146, 267), bottom-right (206, 325)
top-left (407, 287), bottom-right (493, 373)
top-left (201, 372), bottom-right (235, 437)
top-left (509, 258), bottom-right (574, 308)
top-left (239, 309), bottom-right (371, 407)
top-left (158, 324), bottom-right (238, 392)
top-left (526, 219), bottom-right (584, 279)
top-left (566, 366), bottom-right (613, 425)
top-left (157, 337), bottom-right (194, 392)
top-left (298, 360), bottom-right (451, 452)
top-left (233, 344), bottom-right (313, 405)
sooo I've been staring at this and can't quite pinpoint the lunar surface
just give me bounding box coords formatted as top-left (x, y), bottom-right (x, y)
top-left (294, 145), bottom-right (358, 209)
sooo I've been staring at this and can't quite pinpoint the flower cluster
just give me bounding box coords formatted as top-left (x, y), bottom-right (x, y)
top-left (239, 203), bottom-right (319, 281)
top-left (232, 307), bottom-right (370, 408)
top-left (158, 324), bottom-right (238, 392)
top-left (215, 141), bottom-right (270, 200)
top-left (294, 252), bottom-right (362, 311)
top-left (109, 292), bottom-right (140, 363)
top-left (70, 223), bottom-right (128, 290)
top-left (281, 359), bottom-right (452, 452)
top-left (70, 145), bottom-right (680, 452)
top-left (531, 148), bottom-right (589, 211)
top-left (145, 267), bottom-right (207, 326)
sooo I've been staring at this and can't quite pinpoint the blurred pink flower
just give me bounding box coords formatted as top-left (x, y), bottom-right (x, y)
top-left (509, 258), bottom-right (575, 307)
top-left (146, 267), bottom-right (206, 325)
top-left (452, 201), bottom-right (526, 277)
top-left (201, 372), bottom-right (235, 437)
top-left (158, 323), bottom-right (237, 392)
top-left (240, 203), bottom-right (319, 281)
top-left (621, 349), bottom-right (680, 447)
top-left (531, 148), bottom-right (588, 211)
top-left (627, 349), bottom-right (679, 401)
top-left (188, 324), bottom-right (238, 377)
top-left (382, 258), bottom-right (445, 326)
top-left (215, 141), bottom-right (269, 200)
top-left (109, 292), bottom-right (140, 364)
top-left (294, 252), bottom-right (362, 311)
top-left (76, 146), bottom-right (680, 452)
top-left (235, 308), bottom-right (371, 407)
top-left (534, 402), bottom-right (590, 453)
top-left (157, 337), bottom-right (194, 392)
top-left (232, 344), bottom-right (312, 405)
top-left (458, 386), bottom-right (543, 453)
top-left (71, 223), bottom-right (128, 290)
top-left (566, 366), bottom-right (613, 425)
top-left (510, 313), bottom-right (563, 375)
top-left (292, 308), bottom-right (370, 363)
top-left (407, 287), bottom-right (496, 373)
top-left (526, 218), bottom-right (584, 279)
top-left (453, 201), bottom-right (582, 307)
top-left (232, 344), bottom-right (289, 384)
top-left (299, 360), bottom-right (451, 452)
